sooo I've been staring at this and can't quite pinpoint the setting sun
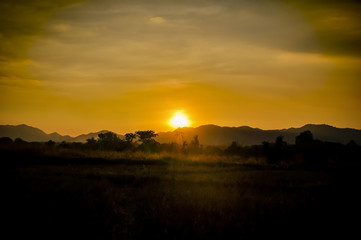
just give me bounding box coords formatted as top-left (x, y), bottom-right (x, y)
top-left (169, 111), bottom-right (190, 128)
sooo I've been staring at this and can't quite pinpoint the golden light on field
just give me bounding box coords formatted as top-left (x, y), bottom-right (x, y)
top-left (169, 111), bottom-right (190, 128)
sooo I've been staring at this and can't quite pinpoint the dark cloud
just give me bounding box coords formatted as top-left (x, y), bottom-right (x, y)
top-left (2, 0), bottom-right (360, 61)
top-left (25, 0), bottom-right (331, 96)
top-left (282, 0), bottom-right (361, 57)
top-left (0, 0), bottom-right (84, 60)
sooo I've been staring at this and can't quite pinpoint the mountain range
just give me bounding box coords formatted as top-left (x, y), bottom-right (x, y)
top-left (0, 124), bottom-right (110, 143)
top-left (1, 124), bottom-right (360, 146)
top-left (157, 124), bottom-right (361, 146)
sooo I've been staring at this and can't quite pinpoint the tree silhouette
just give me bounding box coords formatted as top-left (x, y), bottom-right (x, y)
top-left (98, 131), bottom-right (123, 150)
top-left (125, 133), bottom-right (136, 143)
top-left (46, 140), bottom-right (55, 147)
top-left (14, 138), bottom-right (27, 144)
top-left (296, 131), bottom-right (314, 146)
top-left (59, 141), bottom-right (70, 149)
top-left (0, 137), bottom-right (12, 144)
top-left (186, 135), bottom-right (201, 154)
top-left (276, 136), bottom-right (286, 148)
top-left (225, 141), bottom-right (243, 155)
top-left (135, 130), bottom-right (159, 152)
top-left (174, 129), bottom-right (184, 145)
top-left (135, 130), bottom-right (158, 144)
top-left (85, 137), bottom-right (97, 149)
top-left (86, 137), bottom-right (97, 145)
top-left (190, 135), bottom-right (200, 148)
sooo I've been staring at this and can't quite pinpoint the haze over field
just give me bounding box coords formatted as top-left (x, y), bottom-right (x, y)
top-left (1, 0), bottom-right (360, 135)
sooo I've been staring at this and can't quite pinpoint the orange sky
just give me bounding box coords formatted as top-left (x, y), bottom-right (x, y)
top-left (1, 0), bottom-right (360, 136)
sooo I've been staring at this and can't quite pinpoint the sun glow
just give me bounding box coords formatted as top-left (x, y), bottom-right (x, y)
top-left (169, 111), bottom-right (190, 128)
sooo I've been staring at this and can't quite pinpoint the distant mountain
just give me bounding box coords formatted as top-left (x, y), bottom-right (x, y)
top-left (0, 124), bottom-right (54, 142)
top-left (1, 124), bottom-right (360, 145)
top-left (47, 132), bottom-right (73, 142)
top-left (0, 124), bottom-right (112, 142)
top-left (156, 124), bottom-right (361, 146)
top-left (72, 130), bottom-right (110, 142)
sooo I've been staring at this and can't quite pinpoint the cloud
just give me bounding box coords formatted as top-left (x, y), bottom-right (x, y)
top-left (52, 23), bottom-right (71, 32)
top-left (282, 0), bottom-right (361, 57)
top-left (0, 0), bottom-right (85, 84)
top-left (26, 0), bottom-right (331, 97)
top-left (1, 0), bottom-right (361, 131)
top-left (149, 16), bottom-right (165, 23)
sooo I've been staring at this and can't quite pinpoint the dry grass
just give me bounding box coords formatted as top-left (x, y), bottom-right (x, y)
top-left (5, 144), bottom-right (268, 165)
top-left (1, 146), bottom-right (360, 239)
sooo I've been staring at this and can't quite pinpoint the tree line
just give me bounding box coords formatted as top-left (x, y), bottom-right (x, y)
top-left (1, 130), bottom-right (360, 165)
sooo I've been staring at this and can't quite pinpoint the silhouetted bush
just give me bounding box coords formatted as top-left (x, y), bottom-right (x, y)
top-left (124, 133), bottom-right (136, 143)
top-left (14, 138), bottom-right (27, 145)
top-left (159, 142), bottom-right (180, 153)
top-left (1, 128), bottom-right (360, 167)
top-left (225, 141), bottom-right (243, 156)
top-left (45, 140), bottom-right (56, 147)
top-left (203, 145), bottom-right (223, 155)
top-left (135, 130), bottom-right (158, 144)
top-left (137, 139), bottom-right (161, 153)
top-left (97, 132), bottom-right (121, 150)
top-left (188, 135), bottom-right (201, 154)
top-left (0, 137), bottom-right (13, 144)
top-left (85, 137), bottom-right (97, 149)
top-left (296, 131), bottom-right (314, 147)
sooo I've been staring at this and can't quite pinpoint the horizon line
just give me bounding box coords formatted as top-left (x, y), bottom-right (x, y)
top-left (1, 123), bottom-right (361, 138)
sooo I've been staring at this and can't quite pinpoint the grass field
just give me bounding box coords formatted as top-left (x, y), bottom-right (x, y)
top-left (1, 150), bottom-right (360, 239)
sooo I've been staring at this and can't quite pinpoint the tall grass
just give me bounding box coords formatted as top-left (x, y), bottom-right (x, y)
top-left (1, 143), bottom-right (269, 165)
top-left (3, 154), bottom-right (360, 240)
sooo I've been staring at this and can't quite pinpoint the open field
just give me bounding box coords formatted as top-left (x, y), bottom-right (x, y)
top-left (1, 149), bottom-right (360, 240)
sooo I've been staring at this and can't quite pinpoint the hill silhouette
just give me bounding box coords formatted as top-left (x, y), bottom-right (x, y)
top-left (1, 124), bottom-right (360, 145)
top-left (0, 124), bottom-right (111, 142)
top-left (156, 124), bottom-right (361, 146)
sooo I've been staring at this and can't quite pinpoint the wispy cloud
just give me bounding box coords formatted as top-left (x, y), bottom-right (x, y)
top-left (149, 16), bottom-right (165, 23)
top-left (1, 0), bottom-right (361, 133)
top-left (27, 0), bottom-right (330, 96)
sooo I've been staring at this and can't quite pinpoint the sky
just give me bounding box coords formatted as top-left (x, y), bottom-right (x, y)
top-left (1, 0), bottom-right (360, 135)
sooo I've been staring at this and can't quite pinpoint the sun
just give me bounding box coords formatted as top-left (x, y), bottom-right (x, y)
top-left (169, 111), bottom-right (190, 128)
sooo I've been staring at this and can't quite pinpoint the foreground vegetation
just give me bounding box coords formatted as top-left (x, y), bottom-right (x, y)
top-left (1, 131), bottom-right (360, 239)
top-left (1, 129), bottom-right (360, 165)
